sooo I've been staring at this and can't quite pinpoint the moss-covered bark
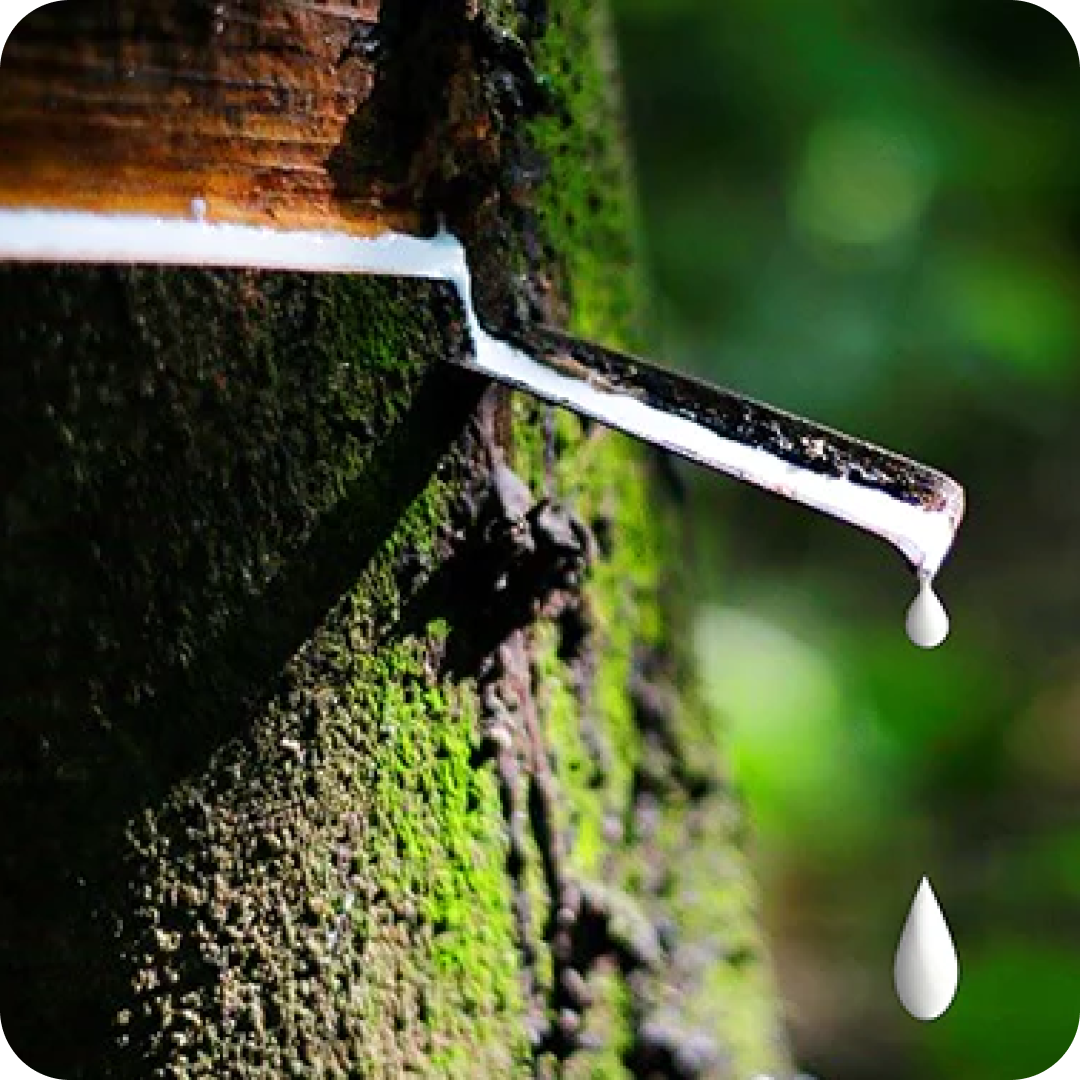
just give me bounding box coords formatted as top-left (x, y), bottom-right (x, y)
top-left (0, 2), bottom-right (790, 1078)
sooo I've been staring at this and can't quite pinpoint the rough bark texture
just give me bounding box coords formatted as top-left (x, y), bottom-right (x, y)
top-left (0, 2), bottom-right (790, 1077)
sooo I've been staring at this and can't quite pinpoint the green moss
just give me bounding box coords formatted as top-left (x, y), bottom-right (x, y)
top-left (523, 420), bottom-right (664, 879)
top-left (515, 0), bottom-right (670, 888)
top-left (334, 636), bottom-right (527, 1075)
top-left (511, 0), bottom-right (663, 881)
top-left (565, 966), bottom-right (634, 1080)
top-left (528, 1), bottom-right (650, 348)
top-left (501, 1), bottom-right (790, 1075)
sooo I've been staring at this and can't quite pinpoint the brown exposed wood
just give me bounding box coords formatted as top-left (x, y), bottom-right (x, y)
top-left (0, 0), bottom-right (423, 234)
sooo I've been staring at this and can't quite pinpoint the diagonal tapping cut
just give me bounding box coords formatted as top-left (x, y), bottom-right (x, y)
top-left (0, 209), bottom-right (965, 642)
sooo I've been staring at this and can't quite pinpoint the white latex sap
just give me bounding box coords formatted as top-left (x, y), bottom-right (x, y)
top-left (0, 207), bottom-right (957, 641)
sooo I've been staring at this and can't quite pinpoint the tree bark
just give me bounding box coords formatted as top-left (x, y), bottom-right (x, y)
top-left (0, 2), bottom-right (790, 1077)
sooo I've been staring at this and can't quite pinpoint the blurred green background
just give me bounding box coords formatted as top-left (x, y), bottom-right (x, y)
top-left (608, 1), bottom-right (1080, 1077)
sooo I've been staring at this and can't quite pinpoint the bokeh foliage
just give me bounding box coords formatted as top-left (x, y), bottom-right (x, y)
top-left (611, 1), bottom-right (1080, 1076)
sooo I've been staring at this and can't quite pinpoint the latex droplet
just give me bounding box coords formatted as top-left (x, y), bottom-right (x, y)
top-left (894, 876), bottom-right (959, 1021)
top-left (906, 577), bottom-right (949, 648)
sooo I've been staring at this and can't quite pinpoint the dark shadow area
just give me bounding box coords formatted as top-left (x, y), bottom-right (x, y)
top-left (0, 263), bottom-right (484, 1076)
top-left (327, 0), bottom-right (551, 231)
top-left (390, 485), bottom-right (592, 679)
top-left (326, 0), bottom-right (476, 217)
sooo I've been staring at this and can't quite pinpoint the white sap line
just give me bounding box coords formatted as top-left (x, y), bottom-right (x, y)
top-left (0, 209), bottom-right (471, 278)
top-left (463, 326), bottom-right (956, 578)
top-left (0, 207), bottom-right (956, 578)
top-left (380, 219), bottom-right (956, 580)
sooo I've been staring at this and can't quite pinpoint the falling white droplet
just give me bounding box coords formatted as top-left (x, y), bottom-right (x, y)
top-left (894, 876), bottom-right (959, 1021)
top-left (190, 197), bottom-right (208, 222)
top-left (906, 575), bottom-right (949, 648)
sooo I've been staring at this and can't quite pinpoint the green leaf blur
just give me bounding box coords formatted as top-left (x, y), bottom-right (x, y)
top-left (611, 0), bottom-right (1080, 1076)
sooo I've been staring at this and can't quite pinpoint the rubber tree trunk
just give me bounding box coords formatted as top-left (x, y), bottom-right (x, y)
top-left (0, 1), bottom-right (790, 1077)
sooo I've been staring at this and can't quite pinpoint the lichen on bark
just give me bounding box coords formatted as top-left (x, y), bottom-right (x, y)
top-left (0, 2), bottom-right (789, 1078)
